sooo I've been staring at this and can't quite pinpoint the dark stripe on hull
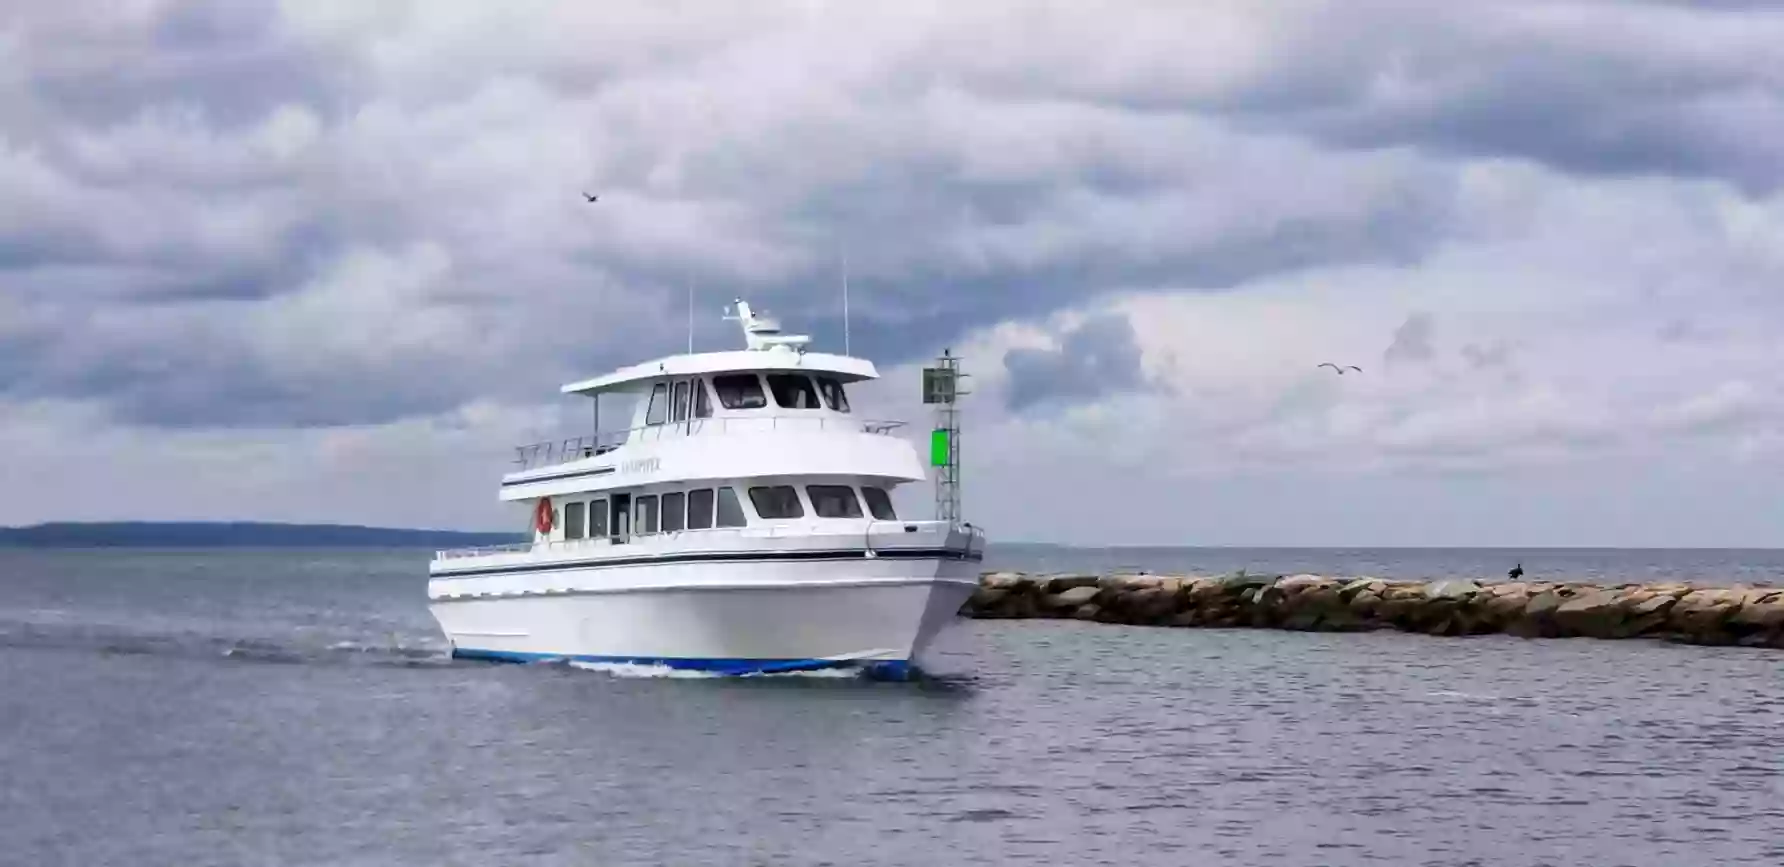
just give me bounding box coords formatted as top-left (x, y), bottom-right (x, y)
top-left (452, 648), bottom-right (914, 680)
top-left (501, 465), bottom-right (616, 487)
top-left (431, 547), bottom-right (982, 579)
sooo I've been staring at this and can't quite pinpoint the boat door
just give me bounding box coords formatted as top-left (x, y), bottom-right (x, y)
top-left (610, 493), bottom-right (631, 544)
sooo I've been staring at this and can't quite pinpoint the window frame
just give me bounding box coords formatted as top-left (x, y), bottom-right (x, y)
top-left (693, 378), bottom-right (713, 418)
top-left (806, 484), bottom-right (864, 519)
top-left (861, 486), bottom-right (896, 520)
top-left (645, 383), bottom-right (669, 425)
top-left (815, 376), bottom-right (851, 413)
top-left (635, 495), bottom-right (659, 535)
top-left (687, 488), bottom-right (715, 530)
top-left (662, 491), bottom-right (686, 533)
top-left (672, 380), bottom-right (691, 423)
top-left (716, 487), bottom-right (747, 527)
top-left (748, 485), bottom-right (805, 519)
top-left (765, 373), bottom-right (821, 410)
top-left (589, 498), bottom-right (609, 537)
top-left (713, 374), bottom-right (767, 410)
top-left (564, 501), bottom-right (586, 540)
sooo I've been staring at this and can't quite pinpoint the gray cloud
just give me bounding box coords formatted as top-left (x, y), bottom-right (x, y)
top-left (0, 0), bottom-right (1780, 448)
top-left (1460, 340), bottom-right (1512, 370)
top-left (1384, 312), bottom-right (1436, 365)
top-left (1002, 313), bottom-right (1152, 412)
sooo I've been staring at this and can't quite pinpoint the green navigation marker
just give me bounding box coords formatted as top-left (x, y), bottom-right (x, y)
top-left (930, 428), bottom-right (951, 467)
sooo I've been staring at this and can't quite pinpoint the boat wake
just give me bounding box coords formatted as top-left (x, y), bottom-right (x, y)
top-left (0, 614), bottom-right (454, 669)
top-left (562, 659), bottom-right (862, 680)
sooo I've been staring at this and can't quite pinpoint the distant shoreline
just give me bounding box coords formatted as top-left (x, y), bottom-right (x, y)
top-left (0, 522), bottom-right (524, 549)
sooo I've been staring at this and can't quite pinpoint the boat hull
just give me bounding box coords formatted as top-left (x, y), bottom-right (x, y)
top-left (429, 557), bottom-right (979, 679)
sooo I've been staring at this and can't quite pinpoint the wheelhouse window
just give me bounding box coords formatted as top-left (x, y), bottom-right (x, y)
top-left (713, 374), bottom-right (766, 409)
top-left (635, 495), bottom-right (659, 534)
top-left (687, 489), bottom-right (715, 530)
top-left (815, 377), bottom-right (851, 413)
top-left (645, 383), bottom-right (669, 425)
top-left (693, 379), bottom-right (713, 418)
top-left (807, 485), bottom-right (863, 518)
top-left (861, 486), bottom-right (896, 520)
top-left (766, 374), bottom-right (820, 409)
top-left (672, 381), bottom-right (691, 422)
top-left (716, 487), bottom-right (747, 527)
top-left (564, 501), bottom-right (586, 540)
top-left (590, 498), bottom-right (609, 537)
top-left (662, 491), bottom-right (686, 532)
top-left (748, 485), bottom-right (803, 519)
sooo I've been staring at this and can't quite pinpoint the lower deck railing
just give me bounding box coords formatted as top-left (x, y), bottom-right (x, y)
top-left (433, 520), bottom-right (984, 564)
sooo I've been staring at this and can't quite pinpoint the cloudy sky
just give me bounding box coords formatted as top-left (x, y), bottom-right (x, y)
top-left (4, 0), bottom-right (1784, 546)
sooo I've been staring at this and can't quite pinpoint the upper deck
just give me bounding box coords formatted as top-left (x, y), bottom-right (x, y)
top-left (500, 298), bottom-right (923, 499)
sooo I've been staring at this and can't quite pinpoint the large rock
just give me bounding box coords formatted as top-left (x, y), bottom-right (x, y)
top-left (968, 587), bottom-right (1010, 610)
top-left (981, 571), bottom-right (1028, 590)
top-left (1044, 585), bottom-right (1100, 609)
top-left (1425, 580), bottom-right (1482, 600)
top-left (1041, 574), bottom-right (1101, 594)
top-left (1731, 600), bottom-right (1784, 630)
top-left (1552, 591), bottom-right (1627, 638)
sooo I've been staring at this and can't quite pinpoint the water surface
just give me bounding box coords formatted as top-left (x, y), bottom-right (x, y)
top-left (1, 548), bottom-right (1780, 866)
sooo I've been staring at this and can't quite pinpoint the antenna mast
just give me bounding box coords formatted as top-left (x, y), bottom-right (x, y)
top-left (842, 255), bottom-right (851, 356)
top-left (686, 280), bottom-right (694, 354)
top-left (922, 350), bottom-right (969, 526)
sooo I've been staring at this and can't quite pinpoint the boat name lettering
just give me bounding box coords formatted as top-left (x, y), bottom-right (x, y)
top-left (620, 457), bottom-right (661, 473)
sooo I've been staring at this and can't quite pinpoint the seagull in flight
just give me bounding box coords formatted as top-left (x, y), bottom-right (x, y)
top-left (1318, 362), bottom-right (1362, 374)
top-left (582, 191), bottom-right (599, 203)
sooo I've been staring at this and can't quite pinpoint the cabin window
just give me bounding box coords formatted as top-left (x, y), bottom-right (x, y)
top-left (672, 381), bottom-right (691, 422)
top-left (564, 501), bottom-right (586, 540)
top-left (713, 374), bottom-right (767, 409)
top-left (590, 498), bottom-right (609, 537)
top-left (662, 491), bottom-right (686, 532)
top-left (645, 383), bottom-right (669, 425)
top-left (716, 487), bottom-right (747, 527)
top-left (815, 377), bottom-right (851, 413)
top-left (766, 374), bottom-right (820, 409)
top-left (749, 485), bottom-right (804, 519)
top-left (693, 379), bottom-right (713, 418)
top-left (687, 488), bottom-right (715, 530)
top-left (635, 495), bottom-right (659, 534)
top-left (807, 485), bottom-right (863, 519)
top-left (861, 486), bottom-right (896, 520)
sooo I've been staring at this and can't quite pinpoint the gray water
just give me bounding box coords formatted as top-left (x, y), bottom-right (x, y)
top-left (2, 547), bottom-right (1782, 866)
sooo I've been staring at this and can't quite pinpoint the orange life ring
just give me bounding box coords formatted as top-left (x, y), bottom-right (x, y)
top-left (534, 497), bottom-right (554, 535)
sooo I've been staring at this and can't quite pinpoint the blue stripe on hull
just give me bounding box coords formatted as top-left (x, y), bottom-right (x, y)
top-left (452, 647), bottom-right (914, 681)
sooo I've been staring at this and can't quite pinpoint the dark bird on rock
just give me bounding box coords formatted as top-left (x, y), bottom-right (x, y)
top-left (1318, 362), bottom-right (1362, 374)
top-left (583, 192), bottom-right (599, 202)
top-left (1508, 562), bottom-right (1524, 580)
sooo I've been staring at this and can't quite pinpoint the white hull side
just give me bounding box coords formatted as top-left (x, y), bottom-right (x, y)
top-left (429, 556), bottom-right (979, 676)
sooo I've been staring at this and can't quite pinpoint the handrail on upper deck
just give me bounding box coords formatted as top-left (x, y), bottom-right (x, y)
top-left (512, 415), bottom-right (908, 471)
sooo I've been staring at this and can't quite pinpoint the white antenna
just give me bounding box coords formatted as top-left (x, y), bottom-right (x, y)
top-left (686, 279), bottom-right (694, 354)
top-left (842, 254), bottom-right (851, 356)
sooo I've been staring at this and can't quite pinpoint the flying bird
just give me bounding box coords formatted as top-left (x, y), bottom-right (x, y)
top-left (582, 191), bottom-right (599, 203)
top-left (1318, 362), bottom-right (1362, 374)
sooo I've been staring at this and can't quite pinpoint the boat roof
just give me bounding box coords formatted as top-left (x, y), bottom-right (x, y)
top-left (561, 350), bottom-right (879, 396)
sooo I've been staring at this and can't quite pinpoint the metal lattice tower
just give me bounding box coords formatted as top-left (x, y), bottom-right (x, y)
top-left (923, 350), bottom-right (969, 526)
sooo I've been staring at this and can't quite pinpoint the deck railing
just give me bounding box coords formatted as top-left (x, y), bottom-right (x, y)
top-left (513, 416), bottom-right (907, 471)
top-left (433, 519), bottom-right (984, 563)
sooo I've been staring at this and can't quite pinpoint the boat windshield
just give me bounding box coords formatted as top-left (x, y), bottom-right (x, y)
top-left (766, 374), bottom-right (821, 409)
top-left (713, 374), bottom-right (767, 409)
top-left (815, 376), bottom-right (850, 413)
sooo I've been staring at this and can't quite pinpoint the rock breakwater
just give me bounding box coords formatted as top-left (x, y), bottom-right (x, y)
top-left (962, 572), bottom-right (1784, 648)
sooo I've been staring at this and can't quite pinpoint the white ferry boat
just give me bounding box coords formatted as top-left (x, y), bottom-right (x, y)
top-left (427, 299), bottom-right (985, 678)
